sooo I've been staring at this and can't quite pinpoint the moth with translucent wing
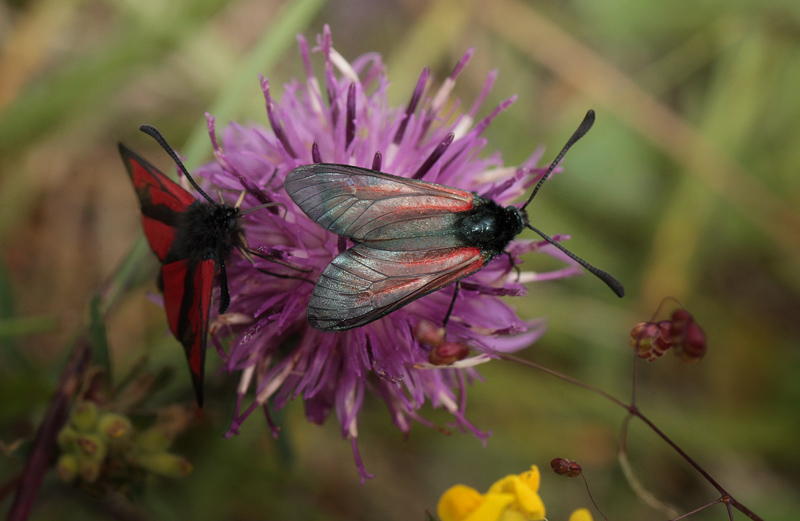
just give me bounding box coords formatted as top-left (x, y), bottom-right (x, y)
top-left (286, 111), bottom-right (624, 332)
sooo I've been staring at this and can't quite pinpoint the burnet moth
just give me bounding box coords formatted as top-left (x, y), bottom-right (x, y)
top-left (119, 125), bottom-right (279, 406)
top-left (285, 110), bottom-right (624, 332)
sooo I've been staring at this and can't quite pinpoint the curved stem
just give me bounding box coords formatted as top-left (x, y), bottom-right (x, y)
top-left (632, 409), bottom-right (726, 495)
top-left (581, 473), bottom-right (609, 521)
top-left (669, 498), bottom-right (722, 520)
top-left (498, 353), bottom-right (629, 409)
top-left (498, 352), bottom-right (765, 521)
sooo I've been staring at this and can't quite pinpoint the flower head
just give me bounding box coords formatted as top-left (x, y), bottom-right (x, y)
top-left (195, 26), bottom-right (580, 481)
top-left (568, 509), bottom-right (594, 521)
top-left (437, 465), bottom-right (546, 521)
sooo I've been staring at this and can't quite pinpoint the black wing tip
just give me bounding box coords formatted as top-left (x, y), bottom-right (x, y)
top-left (118, 142), bottom-right (135, 159)
top-left (191, 372), bottom-right (205, 407)
top-left (185, 340), bottom-right (206, 408)
top-left (117, 142), bottom-right (149, 169)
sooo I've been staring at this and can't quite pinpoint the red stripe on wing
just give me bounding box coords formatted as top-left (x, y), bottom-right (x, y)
top-left (285, 164), bottom-right (475, 240)
top-left (161, 258), bottom-right (214, 406)
top-left (119, 144), bottom-right (196, 261)
top-left (142, 216), bottom-right (178, 263)
top-left (307, 242), bottom-right (486, 331)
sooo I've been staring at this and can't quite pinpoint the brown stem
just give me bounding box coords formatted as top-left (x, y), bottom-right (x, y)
top-left (497, 352), bottom-right (765, 521)
top-left (631, 409), bottom-right (726, 495)
top-left (581, 473), bottom-right (609, 521)
top-left (7, 337), bottom-right (91, 521)
top-left (498, 353), bottom-right (629, 409)
top-left (669, 498), bottom-right (722, 520)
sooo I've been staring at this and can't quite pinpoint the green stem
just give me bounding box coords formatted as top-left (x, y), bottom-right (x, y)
top-left (182, 0), bottom-right (327, 167)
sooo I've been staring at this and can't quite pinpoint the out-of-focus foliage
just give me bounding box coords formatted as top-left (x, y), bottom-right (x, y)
top-left (0, 0), bottom-right (797, 519)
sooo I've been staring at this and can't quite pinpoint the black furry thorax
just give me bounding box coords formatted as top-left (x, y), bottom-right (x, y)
top-left (454, 196), bottom-right (526, 259)
top-left (166, 201), bottom-right (243, 265)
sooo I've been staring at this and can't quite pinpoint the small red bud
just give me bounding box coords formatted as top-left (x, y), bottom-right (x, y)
top-left (413, 320), bottom-right (446, 348)
top-left (670, 309), bottom-right (694, 342)
top-left (674, 320), bottom-right (707, 363)
top-left (550, 457), bottom-right (582, 477)
top-left (670, 308), bottom-right (693, 326)
top-left (427, 341), bottom-right (470, 366)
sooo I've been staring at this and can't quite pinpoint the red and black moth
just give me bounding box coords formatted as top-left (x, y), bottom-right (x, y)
top-left (119, 125), bottom-right (256, 406)
top-left (285, 110), bottom-right (624, 332)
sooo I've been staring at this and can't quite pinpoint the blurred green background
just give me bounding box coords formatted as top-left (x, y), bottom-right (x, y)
top-left (1, 0), bottom-right (798, 519)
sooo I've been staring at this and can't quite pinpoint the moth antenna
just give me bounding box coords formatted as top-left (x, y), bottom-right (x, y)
top-left (442, 281), bottom-right (461, 328)
top-left (247, 248), bottom-right (313, 273)
top-left (521, 110), bottom-right (595, 210)
top-left (242, 247), bottom-right (314, 283)
top-left (253, 267), bottom-right (315, 284)
top-left (238, 202), bottom-right (284, 216)
top-left (139, 124), bottom-right (217, 206)
top-left (526, 223), bottom-right (624, 297)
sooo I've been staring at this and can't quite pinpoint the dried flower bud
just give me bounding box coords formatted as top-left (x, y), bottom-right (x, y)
top-left (427, 341), bottom-right (470, 366)
top-left (76, 434), bottom-right (107, 461)
top-left (56, 453), bottom-right (79, 483)
top-left (70, 401), bottom-right (98, 432)
top-left (413, 320), bottom-right (446, 348)
top-left (78, 458), bottom-right (102, 483)
top-left (57, 426), bottom-right (78, 450)
top-left (630, 321), bottom-right (673, 361)
top-left (550, 457), bottom-right (582, 477)
top-left (98, 413), bottom-right (133, 441)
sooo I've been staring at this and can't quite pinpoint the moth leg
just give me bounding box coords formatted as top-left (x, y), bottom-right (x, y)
top-left (503, 251), bottom-right (521, 282)
top-left (217, 249), bottom-right (231, 314)
top-left (239, 243), bottom-right (313, 283)
top-left (244, 247), bottom-right (313, 273)
top-left (442, 281), bottom-right (461, 328)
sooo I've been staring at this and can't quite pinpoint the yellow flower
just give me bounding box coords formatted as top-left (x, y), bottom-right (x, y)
top-left (568, 508), bottom-right (593, 521)
top-left (437, 466), bottom-right (546, 521)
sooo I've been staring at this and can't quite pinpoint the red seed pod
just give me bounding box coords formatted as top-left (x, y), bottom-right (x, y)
top-left (427, 341), bottom-right (470, 366)
top-left (669, 309), bottom-right (694, 344)
top-left (550, 457), bottom-right (583, 477)
top-left (413, 319), bottom-right (446, 348)
top-left (670, 308), bottom-right (693, 326)
top-left (674, 320), bottom-right (707, 363)
top-left (630, 321), bottom-right (673, 361)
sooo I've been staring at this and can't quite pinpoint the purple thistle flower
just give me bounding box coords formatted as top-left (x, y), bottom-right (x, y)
top-left (194, 26), bottom-right (581, 482)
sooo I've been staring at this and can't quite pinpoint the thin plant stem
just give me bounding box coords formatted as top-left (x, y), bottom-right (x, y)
top-left (669, 498), bottom-right (723, 521)
top-left (581, 473), bottom-right (609, 521)
top-left (499, 353), bottom-right (628, 409)
top-left (618, 415), bottom-right (681, 518)
top-left (496, 352), bottom-right (765, 521)
top-left (7, 337), bottom-right (91, 521)
top-left (182, 0), bottom-right (326, 168)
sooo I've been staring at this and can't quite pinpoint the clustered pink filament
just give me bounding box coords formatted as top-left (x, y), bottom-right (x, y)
top-left (193, 25), bottom-right (580, 482)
